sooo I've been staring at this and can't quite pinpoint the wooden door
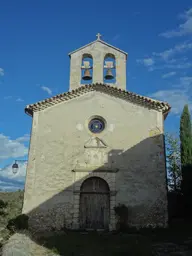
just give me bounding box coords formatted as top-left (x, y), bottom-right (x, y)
top-left (79, 177), bottom-right (110, 229)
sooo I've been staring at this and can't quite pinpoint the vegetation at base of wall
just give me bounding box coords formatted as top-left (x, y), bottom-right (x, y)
top-left (51, 247), bottom-right (60, 254)
top-left (0, 190), bottom-right (24, 246)
top-left (6, 214), bottom-right (29, 233)
top-left (0, 190), bottom-right (24, 228)
top-left (38, 231), bottom-right (152, 255)
top-left (166, 133), bottom-right (181, 191)
top-left (0, 199), bottom-right (8, 217)
top-left (114, 204), bottom-right (128, 230)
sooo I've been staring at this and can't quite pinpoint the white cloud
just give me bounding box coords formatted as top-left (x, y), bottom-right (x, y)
top-left (153, 49), bottom-right (174, 61)
top-left (0, 68), bottom-right (4, 76)
top-left (165, 62), bottom-right (192, 69)
top-left (179, 76), bottom-right (192, 88)
top-left (137, 41), bottom-right (192, 71)
top-left (4, 96), bottom-right (12, 100)
top-left (16, 98), bottom-right (24, 102)
top-left (137, 58), bottom-right (154, 67)
top-left (160, 8), bottom-right (192, 38)
top-left (143, 58), bottom-right (154, 66)
top-left (141, 60), bottom-right (192, 72)
top-left (0, 183), bottom-right (23, 192)
top-left (162, 72), bottom-right (176, 79)
top-left (139, 42), bottom-right (192, 71)
top-left (41, 86), bottom-right (52, 95)
top-left (4, 96), bottom-right (24, 102)
top-left (153, 41), bottom-right (192, 61)
top-left (0, 134), bottom-right (28, 162)
top-left (150, 89), bottom-right (190, 114)
top-left (150, 76), bottom-right (192, 114)
top-left (16, 134), bottom-right (30, 143)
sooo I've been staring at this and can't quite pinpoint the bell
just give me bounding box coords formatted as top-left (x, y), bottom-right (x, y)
top-left (105, 69), bottom-right (114, 80)
top-left (82, 69), bottom-right (92, 80)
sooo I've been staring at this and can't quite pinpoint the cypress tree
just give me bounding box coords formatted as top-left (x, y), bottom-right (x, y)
top-left (180, 104), bottom-right (192, 169)
top-left (179, 104), bottom-right (192, 216)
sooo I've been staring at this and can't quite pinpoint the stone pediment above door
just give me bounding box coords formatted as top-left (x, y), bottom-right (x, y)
top-left (84, 137), bottom-right (107, 148)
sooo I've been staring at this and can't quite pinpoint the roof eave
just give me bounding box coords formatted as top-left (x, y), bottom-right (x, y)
top-left (163, 107), bottom-right (171, 120)
top-left (25, 107), bottom-right (33, 117)
top-left (24, 85), bottom-right (171, 118)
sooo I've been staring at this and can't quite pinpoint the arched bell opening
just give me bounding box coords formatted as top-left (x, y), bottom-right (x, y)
top-left (79, 177), bottom-right (110, 230)
top-left (81, 53), bottom-right (93, 84)
top-left (103, 53), bottom-right (116, 84)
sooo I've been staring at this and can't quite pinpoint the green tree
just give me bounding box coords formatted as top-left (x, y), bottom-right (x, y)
top-left (166, 133), bottom-right (181, 191)
top-left (180, 104), bottom-right (192, 170)
top-left (180, 104), bottom-right (192, 216)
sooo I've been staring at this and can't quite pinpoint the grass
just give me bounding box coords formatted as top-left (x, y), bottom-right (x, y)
top-left (34, 221), bottom-right (192, 256)
top-left (37, 231), bottom-right (152, 256)
top-left (34, 226), bottom-right (192, 256)
top-left (0, 190), bottom-right (24, 246)
top-left (0, 190), bottom-right (24, 228)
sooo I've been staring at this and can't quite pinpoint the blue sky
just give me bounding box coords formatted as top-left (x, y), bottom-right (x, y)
top-left (0, 0), bottom-right (192, 191)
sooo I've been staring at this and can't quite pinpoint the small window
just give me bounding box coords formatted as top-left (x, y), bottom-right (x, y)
top-left (88, 118), bottom-right (105, 133)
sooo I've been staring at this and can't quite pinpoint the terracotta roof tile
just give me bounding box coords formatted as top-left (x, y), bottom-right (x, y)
top-left (25, 83), bottom-right (171, 117)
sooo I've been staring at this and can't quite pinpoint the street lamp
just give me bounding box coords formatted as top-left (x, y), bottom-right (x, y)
top-left (12, 160), bottom-right (27, 174)
top-left (12, 161), bottom-right (19, 174)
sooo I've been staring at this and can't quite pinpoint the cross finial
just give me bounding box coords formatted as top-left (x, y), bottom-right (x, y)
top-left (96, 33), bottom-right (101, 40)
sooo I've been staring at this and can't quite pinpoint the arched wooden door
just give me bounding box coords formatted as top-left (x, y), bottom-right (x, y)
top-left (79, 177), bottom-right (110, 230)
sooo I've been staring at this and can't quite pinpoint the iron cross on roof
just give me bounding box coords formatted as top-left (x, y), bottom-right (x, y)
top-left (96, 33), bottom-right (102, 40)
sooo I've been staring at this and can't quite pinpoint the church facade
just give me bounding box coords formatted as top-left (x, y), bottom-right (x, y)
top-left (22, 34), bottom-right (171, 231)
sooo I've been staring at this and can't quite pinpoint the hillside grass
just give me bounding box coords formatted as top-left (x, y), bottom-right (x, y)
top-left (0, 190), bottom-right (24, 227)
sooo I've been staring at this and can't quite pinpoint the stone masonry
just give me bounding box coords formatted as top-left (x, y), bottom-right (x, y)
top-left (23, 91), bottom-right (168, 231)
top-left (69, 39), bottom-right (127, 91)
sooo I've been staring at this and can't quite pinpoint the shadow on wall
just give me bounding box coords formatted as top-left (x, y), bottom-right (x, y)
top-left (15, 134), bottom-right (168, 252)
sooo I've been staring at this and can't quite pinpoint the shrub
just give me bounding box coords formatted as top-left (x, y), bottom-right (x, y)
top-left (7, 214), bottom-right (29, 232)
top-left (0, 199), bottom-right (8, 217)
top-left (114, 204), bottom-right (129, 231)
top-left (51, 247), bottom-right (60, 254)
top-left (0, 199), bottom-right (8, 209)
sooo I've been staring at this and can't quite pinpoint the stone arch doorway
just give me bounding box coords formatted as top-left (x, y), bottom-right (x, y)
top-left (79, 177), bottom-right (110, 230)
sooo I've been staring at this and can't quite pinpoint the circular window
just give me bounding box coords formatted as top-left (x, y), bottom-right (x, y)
top-left (88, 118), bottom-right (105, 133)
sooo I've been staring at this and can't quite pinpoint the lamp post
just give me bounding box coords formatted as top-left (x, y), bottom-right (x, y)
top-left (12, 160), bottom-right (27, 174)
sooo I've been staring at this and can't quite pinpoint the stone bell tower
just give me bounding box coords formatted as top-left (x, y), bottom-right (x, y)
top-left (68, 33), bottom-right (128, 91)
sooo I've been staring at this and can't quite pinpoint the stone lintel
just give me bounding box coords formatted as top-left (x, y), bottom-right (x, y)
top-left (73, 190), bottom-right (117, 196)
top-left (72, 168), bottom-right (119, 173)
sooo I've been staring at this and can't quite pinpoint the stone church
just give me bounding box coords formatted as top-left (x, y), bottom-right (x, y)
top-left (22, 34), bottom-right (171, 231)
